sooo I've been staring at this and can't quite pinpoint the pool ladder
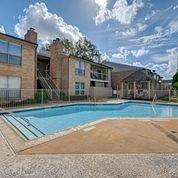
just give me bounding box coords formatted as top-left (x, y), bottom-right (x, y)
top-left (152, 93), bottom-right (157, 105)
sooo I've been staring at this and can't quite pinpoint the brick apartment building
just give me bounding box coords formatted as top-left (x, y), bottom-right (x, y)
top-left (0, 29), bottom-right (37, 99)
top-left (0, 28), bottom-right (112, 100)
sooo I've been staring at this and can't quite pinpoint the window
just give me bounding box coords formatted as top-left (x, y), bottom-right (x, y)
top-left (0, 40), bottom-right (8, 63)
top-left (0, 40), bottom-right (22, 65)
top-left (75, 60), bottom-right (85, 76)
top-left (0, 76), bottom-right (21, 98)
top-left (9, 43), bottom-right (22, 65)
top-left (75, 82), bottom-right (85, 95)
top-left (141, 82), bottom-right (148, 89)
top-left (90, 81), bottom-right (108, 87)
top-left (128, 83), bottom-right (134, 90)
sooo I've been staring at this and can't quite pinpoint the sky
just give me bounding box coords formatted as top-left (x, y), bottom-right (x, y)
top-left (0, 0), bottom-right (178, 79)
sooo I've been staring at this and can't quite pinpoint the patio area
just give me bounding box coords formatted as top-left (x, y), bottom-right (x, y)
top-left (18, 119), bottom-right (178, 154)
top-left (0, 117), bottom-right (178, 177)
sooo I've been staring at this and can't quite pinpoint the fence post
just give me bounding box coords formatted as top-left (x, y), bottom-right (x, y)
top-left (169, 89), bottom-right (171, 102)
top-left (116, 85), bottom-right (119, 99)
top-left (68, 89), bottom-right (70, 102)
top-left (148, 81), bottom-right (151, 100)
top-left (121, 82), bottom-right (124, 98)
top-left (133, 82), bottom-right (136, 99)
top-left (41, 89), bottom-right (44, 105)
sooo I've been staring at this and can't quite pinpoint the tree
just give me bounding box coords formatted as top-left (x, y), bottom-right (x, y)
top-left (41, 37), bottom-right (102, 63)
top-left (172, 72), bottom-right (178, 90)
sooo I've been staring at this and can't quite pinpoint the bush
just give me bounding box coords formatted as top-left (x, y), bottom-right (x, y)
top-left (59, 91), bottom-right (66, 99)
top-left (34, 90), bottom-right (49, 103)
top-left (172, 72), bottom-right (178, 90)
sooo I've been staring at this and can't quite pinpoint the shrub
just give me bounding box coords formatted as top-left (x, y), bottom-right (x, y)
top-left (59, 91), bottom-right (66, 99)
top-left (35, 90), bottom-right (49, 103)
top-left (172, 72), bottom-right (178, 90)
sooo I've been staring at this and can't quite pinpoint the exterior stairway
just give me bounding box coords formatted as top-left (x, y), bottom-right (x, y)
top-left (37, 71), bottom-right (60, 100)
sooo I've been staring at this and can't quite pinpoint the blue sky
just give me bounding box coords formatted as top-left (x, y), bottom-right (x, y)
top-left (0, 0), bottom-right (178, 79)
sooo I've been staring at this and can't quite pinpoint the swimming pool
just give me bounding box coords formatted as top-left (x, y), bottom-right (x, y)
top-left (2, 102), bottom-right (178, 140)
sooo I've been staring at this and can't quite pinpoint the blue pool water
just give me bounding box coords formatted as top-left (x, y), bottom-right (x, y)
top-left (2, 102), bottom-right (178, 140)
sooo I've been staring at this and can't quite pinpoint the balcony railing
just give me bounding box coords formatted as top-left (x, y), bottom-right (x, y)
top-left (91, 72), bottom-right (108, 81)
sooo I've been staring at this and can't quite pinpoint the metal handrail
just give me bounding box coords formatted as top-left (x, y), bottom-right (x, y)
top-left (45, 73), bottom-right (60, 98)
top-left (38, 71), bottom-right (61, 99)
top-left (38, 71), bottom-right (53, 98)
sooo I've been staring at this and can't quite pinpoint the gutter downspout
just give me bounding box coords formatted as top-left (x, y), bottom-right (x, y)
top-left (35, 45), bottom-right (38, 91)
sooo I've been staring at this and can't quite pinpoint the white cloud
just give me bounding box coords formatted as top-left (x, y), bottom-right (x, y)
top-left (111, 46), bottom-right (130, 63)
top-left (173, 5), bottom-right (178, 10)
top-left (168, 19), bottom-right (178, 34)
top-left (94, 0), bottom-right (108, 8)
top-left (101, 52), bottom-right (110, 61)
top-left (94, 0), bottom-right (144, 25)
top-left (132, 61), bottom-right (169, 79)
top-left (111, 0), bottom-right (144, 25)
top-left (152, 54), bottom-right (169, 63)
top-left (144, 10), bottom-right (156, 21)
top-left (152, 47), bottom-right (178, 78)
top-left (154, 26), bottom-right (162, 33)
top-left (131, 47), bottom-right (149, 58)
top-left (130, 19), bottom-right (178, 47)
top-left (95, 8), bottom-right (111, 25)
top-left (122, 23), bottom-right (147, 37)
top-left (0, 25), bottom-right (5, 33)
top-left (15, 2), bottom-right (83, 44)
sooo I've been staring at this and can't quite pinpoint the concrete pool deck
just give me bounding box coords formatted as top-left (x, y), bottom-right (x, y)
top-left (1, 117), bottom-right (178, 177)
top-left (16, 119), bottom-right (178, 154)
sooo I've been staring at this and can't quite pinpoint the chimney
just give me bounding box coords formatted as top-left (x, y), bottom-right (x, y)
top-left (24, 28), bottom-right (37, 43)
top-left (51, 38), bottom-right (64, 53)
top-left (50, 38), bottom-right (64, 88)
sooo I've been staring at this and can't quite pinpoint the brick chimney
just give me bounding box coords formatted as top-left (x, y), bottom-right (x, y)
top-left (50, 38), bottom-right (64, 88)
top-left (24, 28), bottom-right (37, 43)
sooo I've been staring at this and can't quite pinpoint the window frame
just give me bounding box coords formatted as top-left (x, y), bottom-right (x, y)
top-left (75, 82), bottom-right (85, 96)
top-left (0, 39), bottom-right (8, 63)
top-left (0, 76), bottom-right (21, 99)
top-left (0, 39), bottom-right (22, 66)
top-left (75, 60), bottom-right (85, 76)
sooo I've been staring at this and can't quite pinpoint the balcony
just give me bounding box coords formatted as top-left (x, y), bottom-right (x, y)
top-left (90, 72), bottom-right (108, 81)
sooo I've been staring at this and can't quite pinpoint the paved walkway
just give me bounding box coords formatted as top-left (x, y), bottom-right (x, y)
top-left (0, 154), bottom-right (178, 178)
top-left (0, 122), bottom-right (14, 163)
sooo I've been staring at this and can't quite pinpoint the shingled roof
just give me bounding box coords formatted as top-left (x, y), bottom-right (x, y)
top-left (102, 61), bottom-right (141, 72)
top-left (112, 70), bottom-right (138, 82)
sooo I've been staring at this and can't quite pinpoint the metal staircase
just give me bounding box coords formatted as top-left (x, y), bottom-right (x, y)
top-left (37, 71), bottom-right (60, 100)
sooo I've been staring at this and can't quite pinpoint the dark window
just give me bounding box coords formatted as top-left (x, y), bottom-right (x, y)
top-left (0, 53), bottom-right (8, 63)
top-left (75, 82), bottom-right (85, 96)
top-left (9, 55), bottom-right (21, 65)
top-left (0, 40), bottom-right (8, 63)
top-left (9, 43), bottom-right (22, 65)
top-left (75, 60), bottom-right (85, 76)
top-left (0, 40), bottom-right (22, 65)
